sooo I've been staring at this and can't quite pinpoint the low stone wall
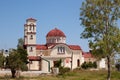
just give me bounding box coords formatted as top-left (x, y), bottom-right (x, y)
top-left (0, 71), bottom-right (11, 77)
top-left (21, 71), bottom-right (50, 77)
top-left (0, 70), bottom-right (50, 77)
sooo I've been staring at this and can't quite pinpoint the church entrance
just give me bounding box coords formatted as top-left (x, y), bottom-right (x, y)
top-left (77, 59), bottom-right (80, 67)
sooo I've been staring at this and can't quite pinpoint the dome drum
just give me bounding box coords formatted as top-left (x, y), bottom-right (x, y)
top-left (46, 28), bottom-right (66, 44)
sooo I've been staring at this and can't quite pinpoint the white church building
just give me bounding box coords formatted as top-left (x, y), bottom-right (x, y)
top-left (23, 18), bottom-right (84, 72)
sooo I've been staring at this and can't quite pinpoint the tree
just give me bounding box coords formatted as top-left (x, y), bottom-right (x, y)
top-left (17, 38), bottom-right (24, 49)
top-left (6, 49), bottom-right (28, 78)
top-left (0, 53), bottom-right (5, 69)
top-left (17, 38), bottom-right (28, 74)
top-left (80, 0), bottom-right (120, 80)
top-left (17, 38), bottom-right (28, 64)
top-left (17, 48), bottom-right (28, 64)
top-left (6, 38), bottom-right (28, 78)
top-left (6, 50), bottom-right (20, 78)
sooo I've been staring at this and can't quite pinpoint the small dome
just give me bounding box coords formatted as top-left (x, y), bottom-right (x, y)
top-left (46, 28), bottom-right (66, 37)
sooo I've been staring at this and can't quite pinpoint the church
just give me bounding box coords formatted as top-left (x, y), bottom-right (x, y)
top-left (24, 18), bottom-right (84, 72)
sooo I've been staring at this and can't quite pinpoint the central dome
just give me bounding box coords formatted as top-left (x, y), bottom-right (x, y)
top-left (46, 28), bottom-right (66, 37)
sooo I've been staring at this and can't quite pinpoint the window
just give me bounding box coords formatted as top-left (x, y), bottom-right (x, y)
top-left (30, 47), bottom-right (33, 52)
top-left (33, 26), bottom-right (35, 31)
top-left (52, 39), bottom-right (54, 43)
top-left (57, 47), bottom-right (65, 54)
top-left (29, 26), bottom-right (32, 30)
top-left (30, 35), bottom-right (33, 39)
top-left (53, 60), bottom-right (61, 67)
top-left (29, 24), bottom-right (34, 31)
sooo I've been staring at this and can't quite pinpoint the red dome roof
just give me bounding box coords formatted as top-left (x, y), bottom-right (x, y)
top-left (46, 28), bottom-right (66, 37)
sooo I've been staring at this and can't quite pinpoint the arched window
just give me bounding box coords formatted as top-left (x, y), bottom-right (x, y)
top-left (77, 59), bottom-right (80, 67)
top-left (29, 23), bottom-right (34, 31)
top-left (30, 35), bottom-right (33, 39)
top-left (33, 26), bottom-right (35, 31)
top-left (57, 47), bottom-right (65, 54)
top-left (30, 47), bottom-right (33, 52)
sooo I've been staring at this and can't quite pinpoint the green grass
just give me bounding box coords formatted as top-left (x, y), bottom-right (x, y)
top-left (1, 70), bottom-right (120, 80)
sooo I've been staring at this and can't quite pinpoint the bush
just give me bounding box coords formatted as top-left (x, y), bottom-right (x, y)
top-left (59, 67), bottom-right (70, 75)
top-left (93, 62), bottom-right (97, 68)
top-left (88, 62), bottom-right (93, 68)
top-left (81, 61), bottom-right (97, 69)
top-left (115, 63), bottom-right (120, 71)
top-left (81, 62), bottom-right (88, 69)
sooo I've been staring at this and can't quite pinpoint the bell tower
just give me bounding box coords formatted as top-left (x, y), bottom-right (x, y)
top-left (24, 18), bottom-right (37, 56)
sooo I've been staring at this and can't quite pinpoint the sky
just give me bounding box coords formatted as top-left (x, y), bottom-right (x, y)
top-left (0, 0), bottom-right (90, 51)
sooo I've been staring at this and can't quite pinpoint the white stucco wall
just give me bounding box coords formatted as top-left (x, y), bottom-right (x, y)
top-left (72, 50), bottom-right (81, 69)
top-left (64, 58), bottom-right (71, 68)
top-left (46, 37), bottom-right (66, 44)
top-left (81, 56), bottom-right (85, 65)
top-left (27, 34), bottom-right (36, 44)
top-left (41, 59), bottom-right (49, 72)
top-left (27, 46), bottom-right (36, 56)
top-left (29, 61), bottom-right (39, 70)
top-left (41, 44), bottom-right (82, 71)
top-left (98, 58), bottom-right (106, 69)
top-left (50, 44), bottom-right (71, 56)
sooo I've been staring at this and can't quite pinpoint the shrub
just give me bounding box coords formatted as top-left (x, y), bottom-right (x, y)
top-left (81, 61), bottom-right (97, 69)
top-left (59, 67), bottom-right (70, 75)
top-left (81, 62), bottom-right (88, 69)
top-left (115, 63), bottom-right (120, 71)
top-left (88, 61), bottom-right (93, 68)
top-left (93, 62), bottom-right (97, 68)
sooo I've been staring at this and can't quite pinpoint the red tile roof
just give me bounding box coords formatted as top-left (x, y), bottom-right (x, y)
top-left (46, 28), bottom-right (66, 37)
top-left (36, 45), bottom-right (47, 50)
top-left (83, 52), bottom-right (94, 58)
top-left (28, 56), bottom-right (40, 61)
top-left (68, 45), bottom-right (81, 50)
top-left (36, 44), bottom-right (81, 50)
top-left (24, 44), bottom-right (36, 46)
top-left (26, 18), bottom-right (37, 21)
